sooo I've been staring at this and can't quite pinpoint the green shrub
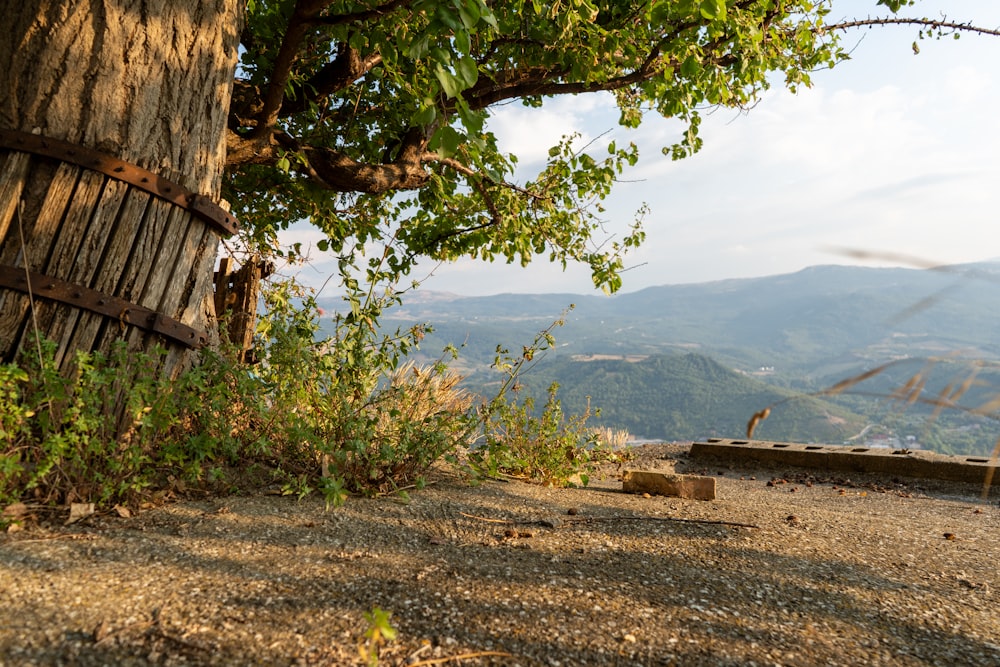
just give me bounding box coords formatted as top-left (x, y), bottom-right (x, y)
top-left (244, 274), bottom-right (476, 505)
top-left (473, 381), bottom-right (601, 486)
top-left (0, 339), bottom-right (249, 508)
top-left (0, 249), bottom-right (625, 513)
top-left (468, 309), bottom-right (626, 487)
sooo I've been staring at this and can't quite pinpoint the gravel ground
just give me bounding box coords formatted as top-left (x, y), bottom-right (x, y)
top-left (1, 444), bottom-right (998, 666)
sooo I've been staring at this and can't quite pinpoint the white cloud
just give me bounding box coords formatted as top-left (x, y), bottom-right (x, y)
top-left (485, 94), bottom-right (617, 168)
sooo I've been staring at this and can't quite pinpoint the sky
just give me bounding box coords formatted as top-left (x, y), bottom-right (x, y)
top-left (283, 0), bottom-right (1000, 297)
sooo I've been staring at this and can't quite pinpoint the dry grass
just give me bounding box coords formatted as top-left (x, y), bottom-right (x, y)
top-left (589, 425), bottom-right (631, 449)
top-left (381, 361), bottom-right (475, 425)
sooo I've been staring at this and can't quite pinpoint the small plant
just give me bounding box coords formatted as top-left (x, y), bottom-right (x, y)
top-left (0, 237), bottom-right (480, 511)
top-left (358, 606), bottom-right (397, 667)
top-left (590, 426), bottom-right (632, 449)
top-left (0, 339), bottom-right (252, 508)
top-left (226, 233), bottom-right (480, 502)
top-left (468, 307), bottom-right (624, 486)
top-left (474, 381), bottom-right (600, 486)
top-left (323, 360), bottom-right (475, 494)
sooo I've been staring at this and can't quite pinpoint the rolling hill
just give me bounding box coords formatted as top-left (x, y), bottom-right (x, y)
top-left (469, 352), bottom-right (868, 444)
top-left (315, 262), bottom-right (1000, 454)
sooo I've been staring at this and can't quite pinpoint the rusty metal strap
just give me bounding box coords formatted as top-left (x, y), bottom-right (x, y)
top-left (0, 128), bottom-right (239, 237)
top-left (0, 264), bottom-right (208, 350)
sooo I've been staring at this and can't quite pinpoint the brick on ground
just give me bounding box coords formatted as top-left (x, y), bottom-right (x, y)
top-left (622, 470), bottom-right (716, 501)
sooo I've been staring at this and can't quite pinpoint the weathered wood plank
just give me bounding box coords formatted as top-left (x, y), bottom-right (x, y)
top-left (28, 169), bottom-right (107, 367)
top-left (0, 150), bottom-right (31, 244)
top-left (106, 201), bottom-right (187, 359)
top-left (136, 206), bottom-right (206, 375)
top-left (61, 186), bottom-right (152, 362)
top-left (160, 222), bottom-right (220, 374)
top-left (42, 176), bottom-right (130, 368)
top-left (0, 161), bottom-right (80, 359)
top-left (94, 189), bottom-right (165, 364)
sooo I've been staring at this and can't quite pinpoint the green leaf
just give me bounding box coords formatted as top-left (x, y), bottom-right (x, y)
top-left (430, 126), bottom-right (464, 158)
top-left (412, 104), bottom-right (437, 126)
top-left (480, 4), bottom-right (498, 29)
top-left (457, 0), bottom-right (480, 29)
top-left (455, 55), bottom-right (479, 88)
top-left (681, 55), bottom-right (700, 78)
top-left (456, 99), bottom-right (485, 135)
top-left (454, 28), bottom-right (471, 55)
top-left (699, 0), bottom-right (726, 20)
top-left (434, 65), bottom-right (462, 98)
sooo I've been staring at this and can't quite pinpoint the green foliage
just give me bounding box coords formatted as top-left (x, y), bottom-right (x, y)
top-left (468, 311), bottom-right (623, 486)
top-left (229, 262), bottom-right (477, 504)
top-left (473, 381), bottom-right (604, 487)
top-left (358, 607), bottom-right (397, 667)
top-left (1, 245), bottom-right (627, 512)
top-left (0, 339), bottom-right (250, 508)
top-left (0, 255), bottom-right (477, 510)
top-left (227, 0), bottom-right (862, 293)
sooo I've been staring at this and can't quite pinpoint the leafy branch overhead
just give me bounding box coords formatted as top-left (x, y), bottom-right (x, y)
top-left (226, 0), bottom-right (996, 291)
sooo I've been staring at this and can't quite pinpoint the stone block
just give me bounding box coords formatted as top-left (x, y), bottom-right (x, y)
top-left (622, 470), bottom-right (716, 501)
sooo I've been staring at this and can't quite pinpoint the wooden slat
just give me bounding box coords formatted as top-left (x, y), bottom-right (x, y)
top-left (109, 200), bottom-right (188, 359)
top-left (0, 129), bottom-right (239, 237)
top-left (0, 266), bottom-right (207, 349)
top-left (43, 176), bottom-right (131, 366)
top-left (28, 169), bottom-right (107, 367)
top-left (160, 221), bottom-right (221, 376)
top-left (62, 186), bottom-right (152, 361)
top-left (0, 150), bottom-right (31, 245)
top-left (1, 148), bottom-right (222, 384)
top-left (0, 161), bottom-right (80, 358)
top-left (92, 188), bottom-right (163, 363)
top-left (137, 205), bottom-right (204, 376)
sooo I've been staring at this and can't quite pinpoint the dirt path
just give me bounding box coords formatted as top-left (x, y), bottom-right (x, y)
top-left (1, 444), bottom-right (998, 666)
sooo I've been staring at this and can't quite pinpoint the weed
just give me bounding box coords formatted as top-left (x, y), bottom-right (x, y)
top-left (469, 308), bottom-right (626, 486)
top-left (358, 607), bottom-right (397, 667)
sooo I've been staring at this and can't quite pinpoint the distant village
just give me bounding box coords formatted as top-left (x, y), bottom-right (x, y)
top-left (859, 432), bottom-right (920, 450)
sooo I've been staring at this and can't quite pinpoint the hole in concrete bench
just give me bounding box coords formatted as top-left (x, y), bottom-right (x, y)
top-left (851, 448), bottom-right (869, 453)
top-left (772, 444), bottom-right (790, 448)
top-left (966, 458), bottom-right (989, 463)
top-left (730, 440), bottom-right (749, 445)
top-left (707, 438), bottom-right (723, 443)
top-left (805, 446), bottom-right (823, 450)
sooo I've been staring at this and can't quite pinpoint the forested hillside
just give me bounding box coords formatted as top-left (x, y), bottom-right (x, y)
top-left (353, 262), bottom-right (1000, 382)
top-left (317, 262), bottom-right (1000, 454)
top-left (467, 352), bottom-right (867, 444)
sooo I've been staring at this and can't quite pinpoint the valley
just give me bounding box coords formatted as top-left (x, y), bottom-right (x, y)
top-left (318, 262), bottom-right (1000, 456)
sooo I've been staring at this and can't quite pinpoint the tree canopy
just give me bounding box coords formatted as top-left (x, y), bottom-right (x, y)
top-left (223, 0), bottom-right (997, 293)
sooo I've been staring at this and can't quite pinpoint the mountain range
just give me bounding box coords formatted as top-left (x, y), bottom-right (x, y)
top-left (317, 262), bottom-right (1000, 455)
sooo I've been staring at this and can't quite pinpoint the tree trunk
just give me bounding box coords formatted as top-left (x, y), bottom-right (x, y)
top-left (0, 2), bottom-right (241, 394)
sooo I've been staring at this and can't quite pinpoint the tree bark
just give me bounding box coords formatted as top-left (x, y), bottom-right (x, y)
top-left (0, 2), bottom-right (241, 384)
top-left (1, 1), bottom-right (239, 192)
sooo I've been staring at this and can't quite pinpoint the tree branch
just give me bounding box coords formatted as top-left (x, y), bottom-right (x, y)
top-left (280, 44), bottom-right (383, 116)
top-left (463, 64), bottom-right (663, 111)
top-left (463, 8), bottom-right (739, 113)
top-left (434, 156), bottom-right (549, 202)
top-left (226, 125), bottom-right (432, 193)
top-left (305, 0), bottom-right (414, 26)
top-left (250, 0), bottom-right (338, 138)
top-left (823, 16), bottom-right (1000, 38)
